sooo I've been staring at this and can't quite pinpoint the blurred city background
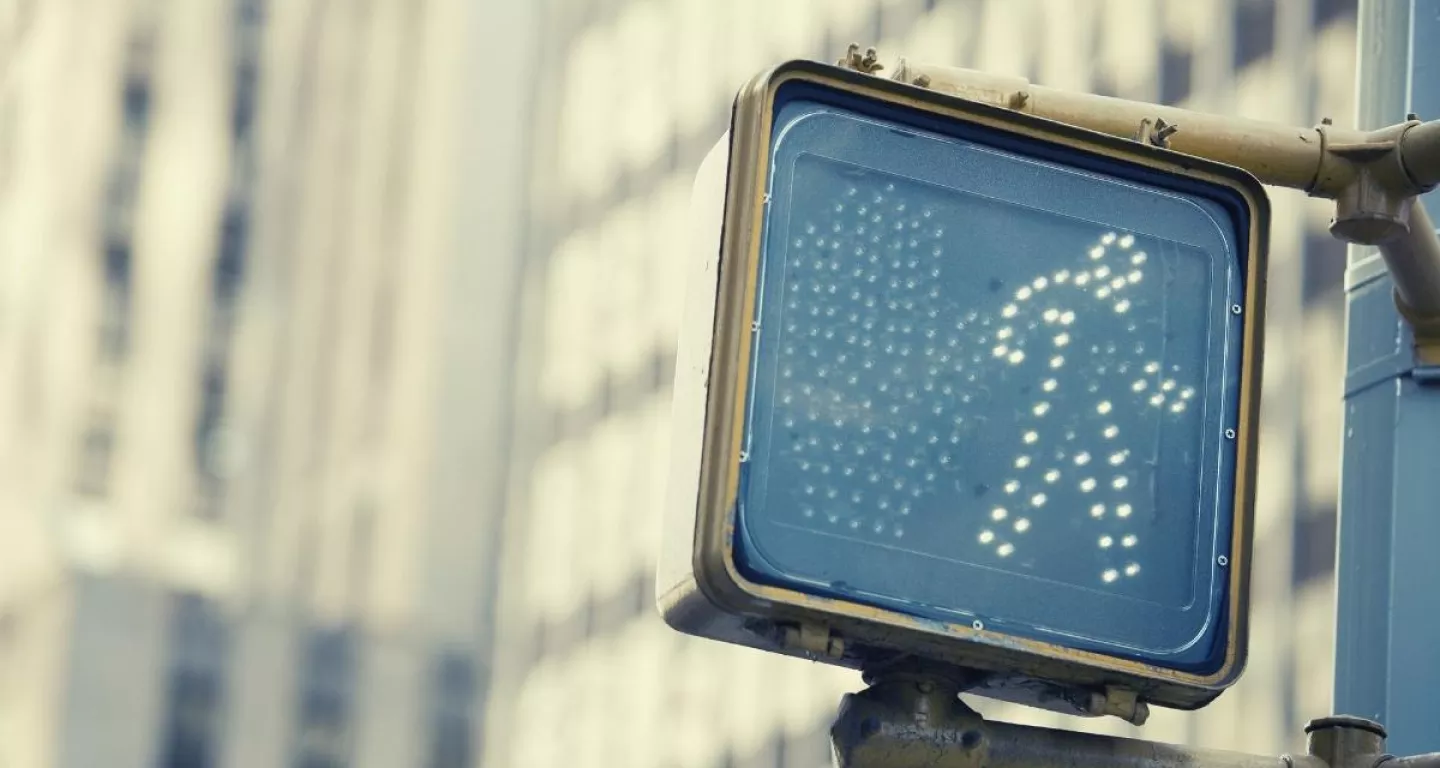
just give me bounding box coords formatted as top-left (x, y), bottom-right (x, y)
top-left (0, 0), bottom-right (1356, 766)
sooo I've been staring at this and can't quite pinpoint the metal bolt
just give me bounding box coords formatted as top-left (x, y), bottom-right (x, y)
top-left (972, 619), bottom-right (984, 631)
top-left (1321, 116), bottom-right (1334, 125)
top-left (1225, 428), bottom-right (1237, 439)
top-left (1231, 304), bottom-right (1243, 314)
top-left (1408, 112), bottom-right (1421, 122)
top-left (1218, 555), bottom-right (1230, 566)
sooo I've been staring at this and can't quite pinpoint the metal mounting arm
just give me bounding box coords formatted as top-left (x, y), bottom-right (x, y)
top-left (831, 663), bottom-right (1440, 768)
top-left (875, 58), bottom-right (1440, 362)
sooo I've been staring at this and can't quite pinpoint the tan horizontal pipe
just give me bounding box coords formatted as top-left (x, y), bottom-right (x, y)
top-left (899, 63), bottom-right (1367, 197)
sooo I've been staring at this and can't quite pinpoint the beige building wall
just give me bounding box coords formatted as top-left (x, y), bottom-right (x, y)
top-left (483, 1), bottom-right (1356, 766)
top-left (0, 0), bottom-right (523, 765)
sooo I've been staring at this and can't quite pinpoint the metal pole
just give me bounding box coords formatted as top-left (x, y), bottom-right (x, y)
top-left (1333, 0), bottom-right (1440, 755)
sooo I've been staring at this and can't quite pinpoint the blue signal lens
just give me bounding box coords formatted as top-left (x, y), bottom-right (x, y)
top-left (733, 83), bottom-right (1251, 673)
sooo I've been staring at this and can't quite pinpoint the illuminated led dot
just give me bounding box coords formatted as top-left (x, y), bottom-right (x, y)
top-left (1023, 431), bottom-right (1039, 444)
top-left (1055, 270), bottom-right (1071, 283)
top-left (1060, 311), bottom-right (1075, 325)
top-left (1015, 456), bottom-right (1032, 468)
top-left (1042, 308), bottom-right (1060, 323)
top-left (997, 327), bottom-right (1014, 340)
top-left (1099, 535), bottom-right (1114, 548)
top-left (1014, 518), bottom-right (1031, 533)
top-left (1096, 286), bottom-right (1112, 299)
top-left (1002, 304), bottom-right (1018, 318)
top-left (1097, 401), bottom-right (1113, 415)
top-left (1042, 379), bottom-right (1058, 392)
top-left (1008, 350), bottom-right (1026, 364)
top-left (1090, 504), bottom-right (1105, 518)
top-left (1128, 270), bottom-right (1143, 283)
top-left (1080, 478), bottom-right (1097, 492)
top-left (1103, 569), bottom-right (1119, 583)
top-left (1132, 380), bottom-right (1148, 392)
top-left (1095, 266), bottom-right (1112, 279)
top-left (1074, 452), bottom-right (1091, 466)
top-left (1109, 452), bottom-right (1128, 467)
top-left (1119, 234), bottom-right (1135, 248)
top-left (1016, 286), bottom-right (1033, 301)
top-left (1144, 361), bottom-right (1160, 374)
top-left (1122, 535), bottom-right (1138, 548)
top-left (1044, 469), bottom-right (1060, 483)
top-left (990, 507), bottom-right (1010, 522)
top-left (1104, 425), bottom-right (1119, 439)
top-left (1125, 563), bottom-right (1141, 577)
top-left (1115, 299), bottom-right (1131, 313)
top-left (1110, 277), bottom-right (1126, 290)
top-left (1181, 387), bottom-right (1196, 400)
top-left (993, 345), bottom-right (1009, 358)
top-left (1033, 277), bottom-right (1049, 290)
top-left (1149, 394), bottom-right (1166, 407)
top-left (1102, 232), bottom-right (1117, 245)
top-left (1113, 476), bottom-right (1129, 490)
top-left (1089, 246), bottom-right (1104, 260)
top-left (1033, 402), bottom-right (1051, 417)
top-left (997, 543), bottom-right (1015, 557)
top-left (979, 530), bottom-right (996, 544)
top-left (1117, 504), bottom-right (1133, 518)
top-left (1170, 401), bottom-right (1187, 414)
top-left (1031, 493), bottom-right (1048, 507)
top-left (1075, 273), bottom-right (1091, 286)
top-left (1050, 356), bottom-right (1065, 369)
top-left (1054, 333), bottom-right (1071, 347)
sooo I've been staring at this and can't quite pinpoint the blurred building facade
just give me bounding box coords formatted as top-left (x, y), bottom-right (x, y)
top-left (0, 1), bottom-right (529, 767)
top-left (482, 0), bottom-right (1357, 766)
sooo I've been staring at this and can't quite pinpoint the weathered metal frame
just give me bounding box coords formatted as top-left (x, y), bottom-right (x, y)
top-left (658, 59), bottom-right (1269, 715)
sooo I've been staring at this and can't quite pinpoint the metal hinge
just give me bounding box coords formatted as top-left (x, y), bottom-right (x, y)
top-left (1086, 685), bottom-right (1150, 726)
top-left (781, 622), bottom-right (846, 659)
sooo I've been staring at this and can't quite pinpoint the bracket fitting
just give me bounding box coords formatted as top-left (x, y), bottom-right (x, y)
top-left (1136, 117), bottom-right (1180, 148)
top-left (838, 43), bottom-right (884, 74)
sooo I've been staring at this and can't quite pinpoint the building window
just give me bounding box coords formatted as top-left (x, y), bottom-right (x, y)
top-left (192, 360), bottom-right (229, 510)
top-left (96, 29), bottom-right (154, 364)
top-left (1232, 0), bottom-right (1276, 71)
top-left (1293, 501), bottom-right (1338, 587)
top-left (1159, 42), bottom-right (1193, 105)
top-left (426, 651), bottom-right (477, 768)
top-left (213, 202), bottom-right (249, 305)
top-left (293, 627), bottom-right (358, 768)
top-left (1313, 0), bottom-right (1356, 30)
top-left (158, 594), bottom-right (231, 768)
top-left (99, 239), bottom-right (133, 360)
top-left (75, 418), bottom-right (115, 497)
top-left (1303, 231), bottom-right (1347, 306)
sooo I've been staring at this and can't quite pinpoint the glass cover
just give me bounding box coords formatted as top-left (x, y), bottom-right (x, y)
top-left (734, 86), bottom-right (1249, 672)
